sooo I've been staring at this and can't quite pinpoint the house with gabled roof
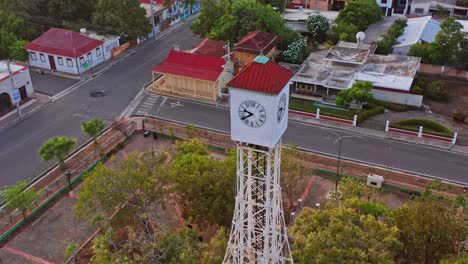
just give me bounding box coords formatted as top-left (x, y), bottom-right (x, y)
top-left (23, 28), bottom-right (119, 75)
top-left (233, 31), bottom-right (280, 74)
top-left (150, 50), bottom-right (232, 101)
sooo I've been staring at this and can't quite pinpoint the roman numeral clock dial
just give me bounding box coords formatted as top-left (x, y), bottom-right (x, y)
top-left (238, 100), bottom-right (266, 128)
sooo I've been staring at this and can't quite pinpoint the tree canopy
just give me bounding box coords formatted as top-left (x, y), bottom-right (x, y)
top-left (169, 139), bottom-right (236, 227)
top-left (1, 180), bottom-right (41, 219)
top-left (191, 0), bottom-right (297, 45)
top-left (39, 136), bottom-right (77, 170)
top-left (333, 0), bottom-right (382, 41)
top-left (81, 118), bottom-right (106, 145)
top-left (0, 11), bottom-right (36, 60)
top-left (306, 14), bottom-right (330, 41)
top-left (335, 81), bottom-right (374, 110)
top-left (93, 0), bottom-right (152, 40)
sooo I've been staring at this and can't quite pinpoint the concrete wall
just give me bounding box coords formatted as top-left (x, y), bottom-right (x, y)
top-left (103, 38), bottom-right (120, 61)
top-left (392, 44), bottom-right (412, 55)
top-left (372, 89), bottom-right (423, 107)
top-left (419, 63), bottom-right (468, 80)
top-left (0, 67), bottom-right (35, 102)
top-left (410, 2), bottom-right (430, 15)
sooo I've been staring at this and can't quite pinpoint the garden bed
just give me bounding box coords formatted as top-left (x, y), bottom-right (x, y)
top-left (390, 119), bottom-right (453, 138)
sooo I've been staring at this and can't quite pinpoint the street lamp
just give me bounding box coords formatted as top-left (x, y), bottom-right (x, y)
top-left (331, 133), bottom-right (362, 191)
top-left (66, 171), bottom-right (72, 191)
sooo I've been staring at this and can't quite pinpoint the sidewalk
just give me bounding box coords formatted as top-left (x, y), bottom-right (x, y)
top-left (0, 93), bottom-right (51, 133)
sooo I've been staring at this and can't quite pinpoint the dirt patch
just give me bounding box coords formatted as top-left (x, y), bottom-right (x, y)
top-left (423, 78), bottom-right (468, 118)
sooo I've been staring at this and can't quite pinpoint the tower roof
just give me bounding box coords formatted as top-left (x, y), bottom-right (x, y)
top-left (227, 55), bottom-right (293, 94)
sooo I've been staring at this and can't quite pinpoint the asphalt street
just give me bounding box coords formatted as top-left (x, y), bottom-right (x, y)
top-left (132, 94), bottom-right (468, 184)
top-left (0, 20), bottom-right (201, 186)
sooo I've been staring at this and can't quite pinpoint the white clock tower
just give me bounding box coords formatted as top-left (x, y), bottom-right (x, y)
top-left (223, 55), bottom-right (294, 264)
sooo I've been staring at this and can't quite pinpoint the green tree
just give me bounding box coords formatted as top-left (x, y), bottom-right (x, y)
top-left (0, 11), bottom-right (36, 59)
top-left (39, 136), bottom-right (77, 170)
top-left (201, 227), bottom-right (229, 264)
top-left (333, 0), bottom-right (382, 41)
top-left (306, 14), bottom-right (330, 41)
top-left (1, 180), bottom-right (41, 219)
top-left (159, 226), bottom-right (202, 263)
top-left (290, 202), bottom-right (400, 264)
top-left (433, 17), bottom-right (464, 66)
top-left (81, 118), bottom-right (105, 144)
top-left (93, 0), bottom-right (152, 40)
top-left (169, 139), bottom-right (236, 227)
top-left (335, 81), bottom-right (374, 111)
top-left (394, 196), bottom-right (467, 264)
top-left (64, 243), bottom-right (79, 264)
top-left (75, 151), bottom-right (168, 225)
top-left (193, 0), bottom-right (297, 45)
top-left (8, 40), bottom-right (29, 61)
top-left (409, 43), bottom-right (431, 63)
top-left (283, 37), bottom-right (307, 64)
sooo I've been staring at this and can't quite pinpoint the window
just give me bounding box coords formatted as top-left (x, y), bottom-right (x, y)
top-left (58, 57), bottom-right (64, 66)
top-left (30, 52), bottom-right (37, 61)
top-left (39, 54), bottom-right (45, 62)
top-left (415, 8), bottom-right (424, 13)
top-left (87, 52), bottom-right (92, 62)
top-left (79, 57), bottom-right (85, 65)
top-left (66, 58), bottom-right (73, 67)
top-left (399, 0), bottom-right (406, 5)
top-left (381, 0), bottom-right (387, 4)
top-left (96, 47), bottom-right (101, 57)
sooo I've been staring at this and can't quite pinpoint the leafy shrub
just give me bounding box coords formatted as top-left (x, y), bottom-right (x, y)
top-left (373, 99), bottom-right (409, 112)
top-left (306, 14), bottom-right (330, 41)
top-left (375, 19), bottom-right (407, 55)
top-left (452, 110), bottom-right (466, 123)
top-left (410, 85), bottom-right (424, 95)
top-left (376, 37), bottom-right (393, 55)
top-left (283, 38), bottom-right (307, 64)
top-left (425, 81), bottom-right (449, 101)
top-left (357, 106), bottom-right (385, 123)
top-left (390, 119), bottom-right (453, 137)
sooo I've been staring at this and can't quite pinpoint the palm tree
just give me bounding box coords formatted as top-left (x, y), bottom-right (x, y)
top-left (39, 136), bottom-right (77, 170)
top-left (81, 118), bottom-right (105, 155)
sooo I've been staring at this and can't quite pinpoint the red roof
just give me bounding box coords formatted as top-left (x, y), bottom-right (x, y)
top-left (234, 31), bottom-right (280, 55)
top-left (152, 50), bottom-right (226, 81)
top-left (139, 0), bottom-right (163, 5)
top-left (192, 38), bottom-right (227, 58)
top-left (23, 28), bottom-right (104, 58)
top-left (227, 56), bottom-right (293, 94)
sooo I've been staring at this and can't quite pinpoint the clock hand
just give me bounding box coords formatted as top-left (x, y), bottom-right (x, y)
top-left (242, 109), bottom-right (253, 115)
top-left (241, 113), bottom-right (253, 120)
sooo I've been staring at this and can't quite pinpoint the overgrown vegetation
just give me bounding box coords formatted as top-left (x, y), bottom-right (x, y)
top-left (425, 81), bottom-right (449, 101)
top-left (376, 19), bottom-right (407, 55)
top-left (372, 99), bottom-right (409, 112)
top-left (390, 118), bottom-right (453, 137)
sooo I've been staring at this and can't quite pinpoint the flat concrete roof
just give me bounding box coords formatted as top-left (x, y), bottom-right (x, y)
top-left (291, 42), bottom-right (421, 91)
top-left (0, 61), bottom-right (27, 82)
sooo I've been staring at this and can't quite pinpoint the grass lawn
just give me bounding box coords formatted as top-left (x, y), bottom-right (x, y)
top-left (390, 119), bottom-right (453, 138)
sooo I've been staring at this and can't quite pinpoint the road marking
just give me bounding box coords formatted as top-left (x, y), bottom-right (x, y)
top-left (170, 101), bottom-right (184, 108)
top-left (119, 88), bottom-right (147, 119)
top-left (159, 97), bottom-right (168, 108)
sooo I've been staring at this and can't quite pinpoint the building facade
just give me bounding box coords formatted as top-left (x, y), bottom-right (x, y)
top-left (0, 61), bottom-right (34, 114)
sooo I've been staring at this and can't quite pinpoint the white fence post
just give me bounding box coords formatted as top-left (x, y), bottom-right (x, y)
top-left (385, 120), bottom-right (389, 132)
top-left (452, 132), bottom-right (458, 144)
top-left (418, 126), bottom-right (423, 138)
top-left (353, 115), bottom-right (357, 126)
top-left (316, 108), bottom-right (320, 119)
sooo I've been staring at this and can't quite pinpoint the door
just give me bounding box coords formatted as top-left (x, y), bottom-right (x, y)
top-left (48, 55), bottom-right (56, 70)
top-left (19, 86), bottom-right (27, 100)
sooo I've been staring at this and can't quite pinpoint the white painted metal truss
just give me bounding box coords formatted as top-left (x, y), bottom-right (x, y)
top-left (223, 142), bottom-right (293, 264)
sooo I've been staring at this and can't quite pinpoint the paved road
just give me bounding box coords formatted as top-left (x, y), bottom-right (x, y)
top-left (0, 20), bottom-right (200, 186)
top-left (132, 94), bottom-right (468, 184)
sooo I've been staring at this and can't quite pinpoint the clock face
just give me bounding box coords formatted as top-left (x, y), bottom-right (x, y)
top-left (238, 100), bottom-right (266, 128)
top-left (277, 94), bottom-right (287, 123)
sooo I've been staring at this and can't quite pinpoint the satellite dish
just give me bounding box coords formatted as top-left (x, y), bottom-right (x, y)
top-left (356, 31), bottom-right (366, 42)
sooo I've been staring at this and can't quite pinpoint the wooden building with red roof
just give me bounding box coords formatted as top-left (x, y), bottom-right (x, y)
top-left (150, 50), bottom-right (232, 101)
top-left (233, 31), bottom-right (280, 74)
top-left (23, 28), bottom-right (119, 75)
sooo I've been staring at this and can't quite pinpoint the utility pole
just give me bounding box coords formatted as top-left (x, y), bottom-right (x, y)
top-left (150, 0), bottom-right (157, 40)
top-left (6, 60), bottom-right (22, 118)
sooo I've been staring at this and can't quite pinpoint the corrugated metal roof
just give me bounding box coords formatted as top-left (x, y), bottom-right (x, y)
top-left (152, 50), bottom-right (226, 81)
top-left (227, 56), bottom-right (293, 94)
top-left (23, 28), bottom-right (104, 58)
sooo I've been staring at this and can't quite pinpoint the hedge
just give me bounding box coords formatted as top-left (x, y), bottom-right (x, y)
top-left (357, 106), bottom-right (385, 123)
top-left (289, 98), bottom-right (355, 120)
top-left (373, 99), bottom-right (409, 112)
top-left (390, 119), bottom-right (453, 138)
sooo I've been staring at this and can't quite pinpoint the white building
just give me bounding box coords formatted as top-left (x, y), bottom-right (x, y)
top-left (0, 61), bottom-right (34, 113)
top-left (283, 8), bottom-right (339, 33)
top-left (410, 0), bottom-right (468, 18)
top-left (23, 28), bottom-right (119, 75)
top-left (291, 41), bottom-right (423, 107)
top-left (393, 16), bottom-right (441, 55)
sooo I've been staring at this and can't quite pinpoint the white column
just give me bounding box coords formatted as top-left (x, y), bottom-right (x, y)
top-left (385, 120), bottom-right (390, 132)
top-left (452, 132), bottom-right (458, 144)
top-left (353, 115), bottom-right (357, 126)
top-left (418, 126), bottom-right (423, 138)
top-left (316, 108), bottom-right (320, 119)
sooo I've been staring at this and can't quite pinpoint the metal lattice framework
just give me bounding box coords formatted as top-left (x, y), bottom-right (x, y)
top-left (223, 141), bottom-right (293, 264)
